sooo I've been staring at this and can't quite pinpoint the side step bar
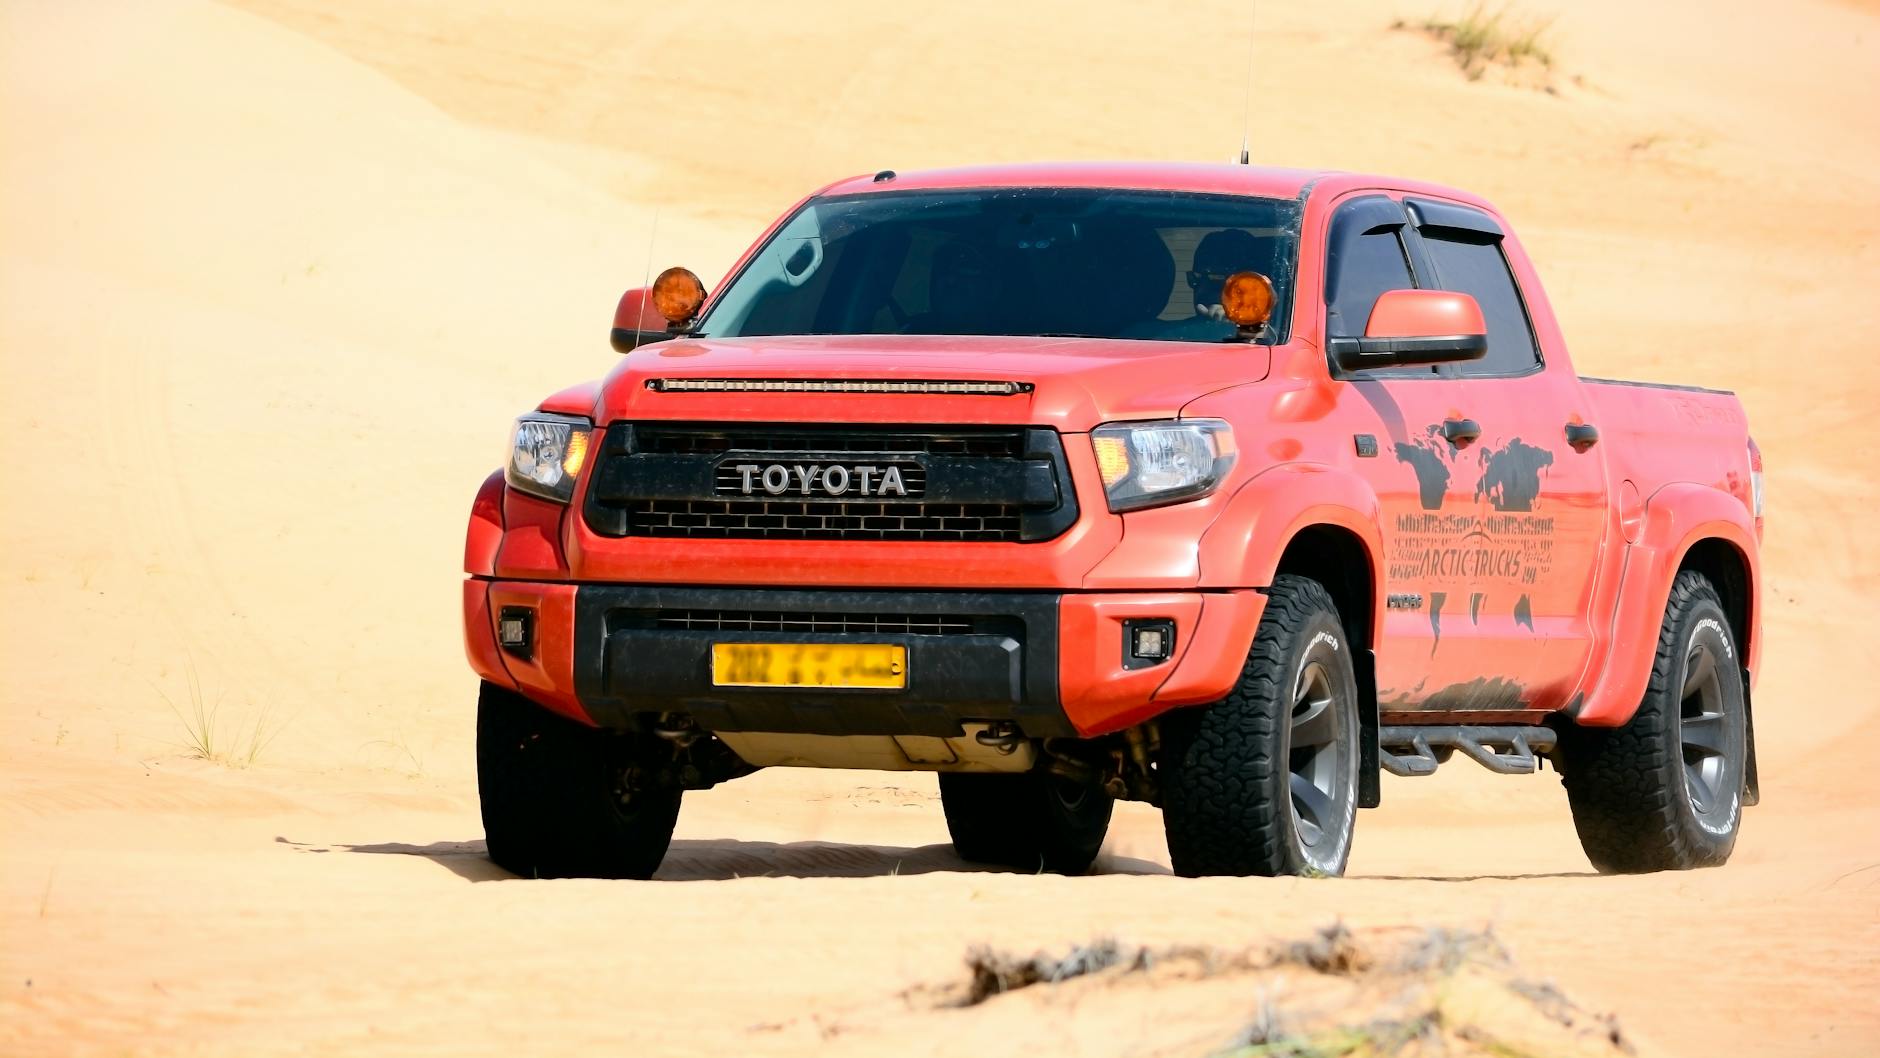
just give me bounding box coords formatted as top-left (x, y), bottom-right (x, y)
top-left (1378, 725), bottom-right (1557, 777)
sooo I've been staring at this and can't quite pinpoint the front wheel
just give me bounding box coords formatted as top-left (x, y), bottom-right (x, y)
top-left (1159, 575), bottom-right (1360, 877)
top-left (938, 771), bottom-right (1113, 875)
top-left (476, 682), bottom-right (682, 879)
top-left (1558, 571), bottom-right (1748, 873)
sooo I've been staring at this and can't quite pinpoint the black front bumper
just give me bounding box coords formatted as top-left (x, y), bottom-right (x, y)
top-left (571, 586), bottom-right (1072, 738)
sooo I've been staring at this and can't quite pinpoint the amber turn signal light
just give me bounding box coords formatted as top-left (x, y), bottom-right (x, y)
top-left (1220, 270), bottom-right (1275, 331)
top-left (651, 267), bottom-right (706, 324)
top-left (1091, 433), bottom-right (1131, 487)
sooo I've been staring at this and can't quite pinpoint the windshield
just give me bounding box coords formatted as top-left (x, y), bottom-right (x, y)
top-left (696, 187), bottom-right (1301, 344)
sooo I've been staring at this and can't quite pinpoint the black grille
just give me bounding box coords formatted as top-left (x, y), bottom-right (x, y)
top-left (584, 423), bottom-right (1077, 543)
top-left (624, 498), bottom-right (1021, 541)
top-left (640, 609), bottom-right (977, 635)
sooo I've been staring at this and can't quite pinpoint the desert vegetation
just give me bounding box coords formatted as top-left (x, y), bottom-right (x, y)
top-left (1398, 4), bottom-right (1556, 82)
top-left (159, 662), bottom-right (283, 767)
top-left (926, 924), bottom-right (1634, 1057)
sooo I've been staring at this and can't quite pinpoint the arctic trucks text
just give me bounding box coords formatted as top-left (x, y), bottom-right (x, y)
top-left (464, 163), bottom-right (1762, 878)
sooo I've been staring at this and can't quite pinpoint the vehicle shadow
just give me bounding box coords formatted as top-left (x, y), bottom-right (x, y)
top-left (276, 836), bottom-right (512, 882)
top-left (279, 836), bottom-right (1170, 881)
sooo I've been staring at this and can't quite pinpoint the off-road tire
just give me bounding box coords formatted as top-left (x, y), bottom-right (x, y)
top-left (938, 771), bottom-right (1113, 875)
top-left (1559, 571), bottom-right (1747, 873)
top-left (1159, 574), bottom-right (1360, 878)
top-left (477, 681), bottom-right (682, 879)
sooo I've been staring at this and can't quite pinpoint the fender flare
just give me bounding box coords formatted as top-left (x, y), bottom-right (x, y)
top-left (1196, 462), bottom-right (1385, 635)
top-left (465, 469), bottom-right (505, 577)
top-left (1195, 462), bottom-right (1386, 806)
top-left (1575, 482), bottom-right (1759, 727)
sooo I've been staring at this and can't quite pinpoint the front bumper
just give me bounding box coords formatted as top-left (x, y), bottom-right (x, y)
top-left (577, 586), bottom-right (1067, 736)
top-left (466, 579), bottom-right (1266, 738)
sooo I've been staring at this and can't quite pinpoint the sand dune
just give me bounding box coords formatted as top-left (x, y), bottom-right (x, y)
top-left (3, 0), bottom-right (1878, 1054)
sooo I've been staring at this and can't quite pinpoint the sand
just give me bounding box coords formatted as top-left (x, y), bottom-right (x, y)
top-left (2, 0), bottom-right (1877, 1054)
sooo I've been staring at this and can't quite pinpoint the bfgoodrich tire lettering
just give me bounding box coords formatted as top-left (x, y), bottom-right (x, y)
top-left (1159, 574), bottom-right (1361, 878)
top-left (1559, 571), bottom-right (1747, 873)
top-left (477, 681), bottom-right (682, 879)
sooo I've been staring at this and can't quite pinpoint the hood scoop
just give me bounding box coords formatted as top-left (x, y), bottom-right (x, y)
top-left (645, 378), bottom-right (1033, 396)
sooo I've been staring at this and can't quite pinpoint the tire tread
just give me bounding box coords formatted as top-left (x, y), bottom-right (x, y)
top-left (477, 682), bottom-right (681, 879)
top-left (1160, 575), bottom-right (1349, 877)
top-left (1560, 571), bottom-right (1739, 873)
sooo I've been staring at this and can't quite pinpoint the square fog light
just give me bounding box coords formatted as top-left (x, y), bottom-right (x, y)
top-left (498, 606), bottom-right (534, 658)
top-left (1124, 618), bottom-right (1176, 670)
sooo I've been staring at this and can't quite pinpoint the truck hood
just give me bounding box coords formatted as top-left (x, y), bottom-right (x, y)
top-left (589, 334), bottom-right (1271, 430)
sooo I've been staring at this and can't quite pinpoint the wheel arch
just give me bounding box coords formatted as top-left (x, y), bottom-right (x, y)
top-left (1198, 463), bottom-right (1383, 632)
top-left (1195, 465), bottom-right (1386, 808)
top-left (1273, 523), bottom-right (1378, 656)
top-left (1270, 521), bottom-right (1383, 810)
top-left (1673, 533), bottom-right (1761, 805)
top-left (1675, 535), bottom-right (1756, 674)
top-left (1576, 482), bottom-right (1760, 728)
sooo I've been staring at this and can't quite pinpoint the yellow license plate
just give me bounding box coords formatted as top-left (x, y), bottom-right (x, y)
top-left (711, 643), bottom-right (907, 689)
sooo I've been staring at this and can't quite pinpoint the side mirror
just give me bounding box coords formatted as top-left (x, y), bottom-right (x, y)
top-left (1326, 289), bottom-right (1488, 371)
top-left (610, 267), bottom-right (708, 353)
top-left (611, 287), bottom-right (669, 353)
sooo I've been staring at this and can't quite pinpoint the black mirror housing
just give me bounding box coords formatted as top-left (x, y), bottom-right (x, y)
top-left (1326, 333), bottom-right (1487, 371)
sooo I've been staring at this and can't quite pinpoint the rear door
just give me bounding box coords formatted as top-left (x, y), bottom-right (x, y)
top-left (1400, 198), bottom-right (1610, 713)
top-left (1321, 194), bottom-right (1481, 711)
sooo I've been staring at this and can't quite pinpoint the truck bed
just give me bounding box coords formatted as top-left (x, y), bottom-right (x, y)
top-left (1580, 376), bottom-right (1751, 502)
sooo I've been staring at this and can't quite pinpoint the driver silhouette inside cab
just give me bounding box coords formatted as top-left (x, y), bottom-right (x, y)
top-left (1149, 228), bottom-right (1273, 341)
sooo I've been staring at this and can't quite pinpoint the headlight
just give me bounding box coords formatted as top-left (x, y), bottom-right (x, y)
top-left (505, 413), bottom-right (592, 504)
top-left (1090, 418), bottom-right (1236, 512)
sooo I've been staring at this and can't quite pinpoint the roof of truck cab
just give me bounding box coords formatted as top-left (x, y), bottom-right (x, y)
top-left (817, 162), bottom-right (1495, 213)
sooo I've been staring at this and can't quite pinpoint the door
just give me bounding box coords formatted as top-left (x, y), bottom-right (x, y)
top-left (1401, 198), bottom-right (1610, 712)
top-left (1322, 195), bottom-right (1483, 712)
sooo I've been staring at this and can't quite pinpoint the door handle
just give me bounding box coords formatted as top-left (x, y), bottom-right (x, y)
top-left (1441, 418), bottom-right (1481, 446)
top-left (1565, 422), bottom-right (1600, 452)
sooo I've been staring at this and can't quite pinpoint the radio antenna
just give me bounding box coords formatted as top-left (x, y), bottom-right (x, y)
top-left (641, 207), bottom-right (662, 292)
top-left (1237, 0), bottom-right (1258, 164)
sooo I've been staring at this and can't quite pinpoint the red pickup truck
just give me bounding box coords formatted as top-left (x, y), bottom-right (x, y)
top-left (464, 163), bottom-right (1762, 879)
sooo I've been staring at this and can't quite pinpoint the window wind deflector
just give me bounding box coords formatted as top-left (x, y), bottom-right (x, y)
top-left (1405, 198), bottom-right (1505, 239)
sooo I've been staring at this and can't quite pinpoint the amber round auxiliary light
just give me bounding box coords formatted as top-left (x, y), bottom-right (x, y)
top-left (651, 267), bottom-right (706, 324)
top-left (1220, 270), bottom-right (1275, 330)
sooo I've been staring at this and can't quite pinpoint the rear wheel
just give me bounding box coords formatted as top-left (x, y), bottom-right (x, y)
top-left (938, 771), bottom-right (1113, 875)
top-left (1159, 575), bottom-right (1360, 877)
top-left (1559, 571), bottom-right (1747, 873)
top-left (477, 681), bottom-right (682, 879)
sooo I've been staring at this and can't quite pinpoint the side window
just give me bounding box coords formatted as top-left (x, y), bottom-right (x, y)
top-left (1326, 229), bottom-right (1414, 338)
top-left (1324, 195), bottom-right (1430, 377)
top-left (1324, 196), bottom-right (1416, 340)
top-left (1409, 201), bottom-right (1542, 375)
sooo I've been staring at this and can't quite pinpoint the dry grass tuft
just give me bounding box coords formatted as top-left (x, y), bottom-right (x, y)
top-left (1272, 920), bottom-right (1372, 975)
top-left (960, 938), bottom-right (1134, 1004)
top-left (953, 925), bottom-right (1383, 1008)
top-left (159, 660), bottom-right (284, 767)
top-left (1397, 4), bottom-right (1556, 82)
top-left (934, 925), bottom-right (1637, 1057)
